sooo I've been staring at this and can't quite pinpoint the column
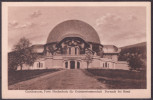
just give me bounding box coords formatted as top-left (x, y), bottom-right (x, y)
top-left (75, 60), bottom-right (77, 69)
top-left (77, 48), bottom-right (80, 55)
top-left (80, 61), bottom-right (82, 69)
top-left (107, 62), bottom-right (109, 69)
top-left (63, 61), bottom-right (65, 69)
top-left (68, 61), bottom-right (70, 69)
top-left (71, 47), bottom-right (75, 55)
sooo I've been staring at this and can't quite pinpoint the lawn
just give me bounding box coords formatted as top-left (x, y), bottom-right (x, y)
top-left (8, 69), bottom-right (61, 85)
top-left (85, 69), bottom-right (146, 89)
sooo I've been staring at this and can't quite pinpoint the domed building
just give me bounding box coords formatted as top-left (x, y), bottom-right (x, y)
top-left (17, 20), bottom-right (129, 70)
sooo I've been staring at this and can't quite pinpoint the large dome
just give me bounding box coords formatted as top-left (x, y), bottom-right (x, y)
top-left (47, 20), bottom-right (101, 44)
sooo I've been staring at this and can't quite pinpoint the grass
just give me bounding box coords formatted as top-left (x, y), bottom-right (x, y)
top-left (85, 69), bottom-right (146, 89)
top-left (8, 69), bottom-right (61, 85)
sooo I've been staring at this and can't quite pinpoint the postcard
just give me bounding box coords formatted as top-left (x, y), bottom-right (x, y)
top-left (2, 2), bottom-right (151, 99)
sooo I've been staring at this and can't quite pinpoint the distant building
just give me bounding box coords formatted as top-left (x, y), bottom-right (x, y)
top-left (16, 20), bottom-right (129, 70)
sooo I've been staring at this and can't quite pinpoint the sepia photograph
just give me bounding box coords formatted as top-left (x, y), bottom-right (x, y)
top-left (2, 2), bottom-right (151, 99)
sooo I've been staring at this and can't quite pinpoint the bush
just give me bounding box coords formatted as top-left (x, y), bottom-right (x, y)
top-left (127, 55), bottom-right (145, 71)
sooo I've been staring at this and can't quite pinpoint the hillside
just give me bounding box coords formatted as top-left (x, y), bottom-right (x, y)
top-left (120, 42), bottom-right (146, 50)
top-left (118, 42), bottom-right (146, 61)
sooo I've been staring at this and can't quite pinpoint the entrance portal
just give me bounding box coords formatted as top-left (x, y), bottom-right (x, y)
top-left (65, 62), bottom-right (68, 68)
top-left (70, 61), bottom-right (75, 69)
top-left (77, 62), bottom-right (80, 69)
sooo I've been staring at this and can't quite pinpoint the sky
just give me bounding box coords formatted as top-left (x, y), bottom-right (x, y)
top-left (8, 6), bottom-right (146, 52)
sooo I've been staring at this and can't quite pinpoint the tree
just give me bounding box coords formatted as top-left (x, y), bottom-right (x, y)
top-left (10, 37), bottom-right (38, 70)
top-left (127, 54), bottom-right (144, 71)
top-left (84, 50), bottom-right (93, 69)
top-left (8, 52), bottom-right (19, 71)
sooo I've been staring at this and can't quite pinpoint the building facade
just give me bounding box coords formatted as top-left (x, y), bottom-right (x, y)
top-left (17, 20), bottom-right (129, 70)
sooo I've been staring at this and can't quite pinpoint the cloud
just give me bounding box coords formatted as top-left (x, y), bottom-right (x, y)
top-left (128, 15), bottom-right (137, 21)
top-left (40, 22), bottom-right (48, 26)
top-left (96, 13), bottom-right (122, 26)
top-left (15, 22), bottom-right (35, 29)
top-left (30, 10), bottom-right (42, 18)
top-left (99, 30), bottom-right (146, 47)
top-left (96, 13), bottom-right (137, 27)
top-left (9, 21), bottom-right (35, 29)
top-left (111, 31), bottom-right (145, 41)
top-left (9, 20), bottom-right (18, 28)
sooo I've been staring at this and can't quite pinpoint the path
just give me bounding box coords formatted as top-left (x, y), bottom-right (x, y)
top-left (9, 69), bottom-right (107, 90)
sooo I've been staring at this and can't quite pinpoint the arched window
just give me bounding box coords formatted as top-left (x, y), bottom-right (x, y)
top-left (105, 62), bottom-right (107, 68)
top-left (75, 48), bottom-right (77, 55)
top-left (37, 62), bottom-right (41, 68)
top-left (69, 48), bottom-right (71, 54)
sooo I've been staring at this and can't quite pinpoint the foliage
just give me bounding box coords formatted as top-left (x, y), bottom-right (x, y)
top-left (119, 44), bottom-right (146, 61)
top-left (118, 43), bottom-right (146, 71)
top-left (8, 52), bottom-right (19, 71)
top-left (86, 69), bottom-right (146, 89)
top-left (8, 69), bottom-right (60, 85)
top-left (9, 37), bottom-right (38, 71)
top-left (13, 37), bottom-right (32, 51)
top-left (127, 54), bottom-right (145, 71)
top-left (84, 50), bottom-right (93, 69)
top-left (86, 69), bottom-right (146, 80)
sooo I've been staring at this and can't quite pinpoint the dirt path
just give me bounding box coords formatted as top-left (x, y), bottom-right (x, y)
top-left (9, 69), bottom-right (107, 90)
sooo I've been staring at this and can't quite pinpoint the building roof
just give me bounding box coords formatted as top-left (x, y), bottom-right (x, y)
top-left (31, 44), bottom-right (44, 53)
top-left (103, 45), bottom-right (120, 53)
top-left (31, 44), bottom-right (44, 48)
top-left (47, 20), bottom-right (101, 44)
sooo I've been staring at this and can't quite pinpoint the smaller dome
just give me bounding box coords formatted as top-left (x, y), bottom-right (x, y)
top-left (103, 45), bottom-right (120, 53)
top-left (31, 45), bottom-right (44, 53)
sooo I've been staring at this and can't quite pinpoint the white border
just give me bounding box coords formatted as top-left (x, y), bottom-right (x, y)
top-left (2, 2), bottom-right (151, 99)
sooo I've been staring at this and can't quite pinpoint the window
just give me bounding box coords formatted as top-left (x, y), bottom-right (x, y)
top-left (69, 48), bottom-right (71, 54)
top-left (37, 62), bottom-right (40, 68)
top-left (40, 63), bottom-right (43, 68)
top-left (77, 62), bottom-right (80, 69)
top-left (75, 48), bottom-right (77, 55)
top-left (37, 62), bottom-right (43, 68)
top-left (65, 62), bottom-right (68, 68)
top-left (105, 62), bottom-right (107, 68)
top-left (37, 63), bottom-right (39, 68)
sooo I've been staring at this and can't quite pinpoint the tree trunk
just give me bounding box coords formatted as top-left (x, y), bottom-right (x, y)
top-left (20, 64), bottom-right (23, 70)
top-left (87, 62), bottom-right (89, 69)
